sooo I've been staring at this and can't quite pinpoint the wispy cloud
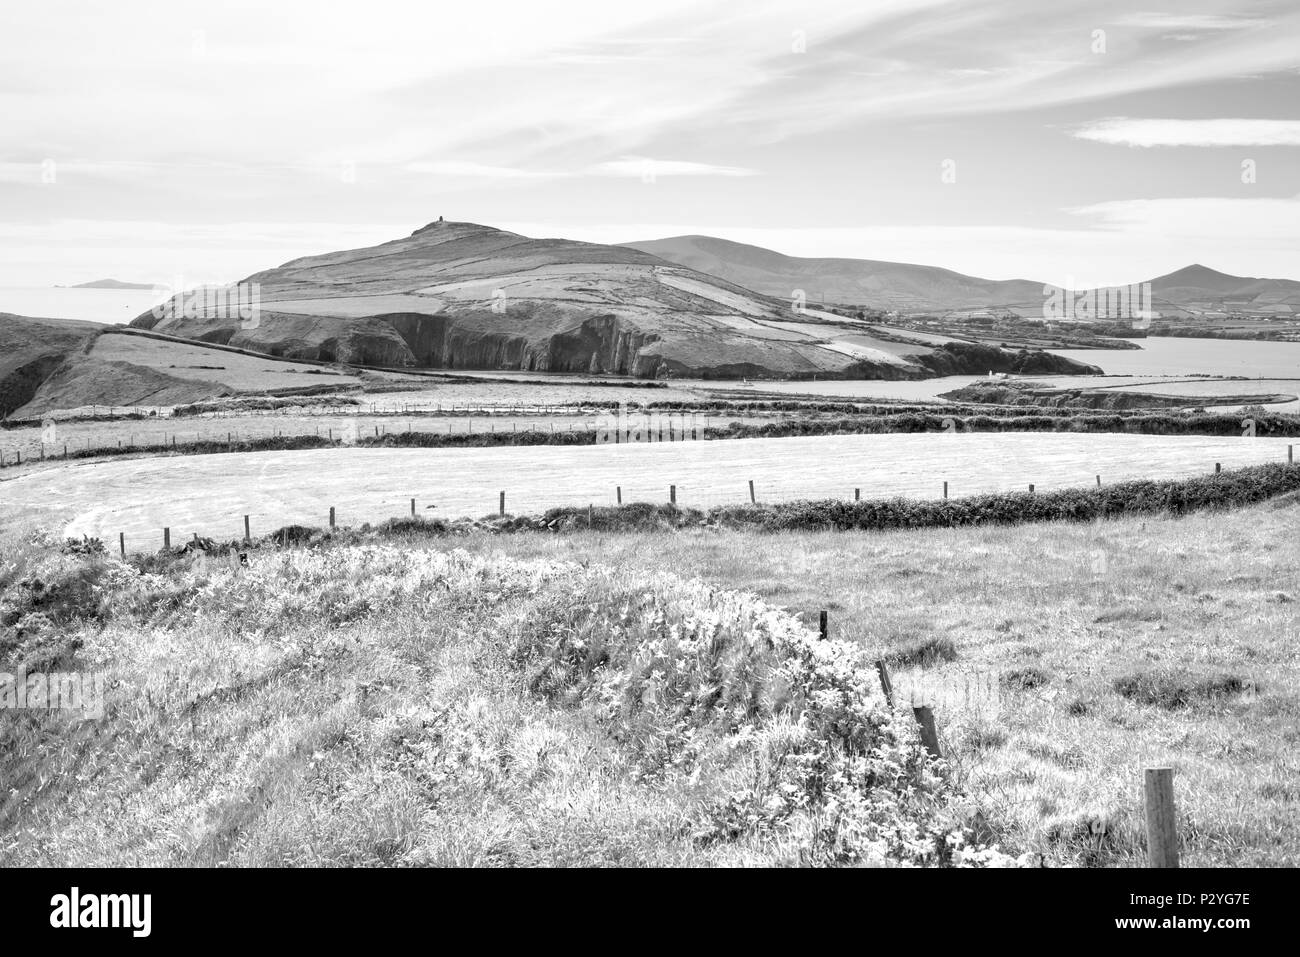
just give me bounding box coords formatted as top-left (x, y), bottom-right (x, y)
top-left (587, 157), bottom-right (759, 178)
top-left (4, 0), bottom-right (1299, 287)
top-left (1116, 12), bottom-right (1270, 31)
top-left (1072, 117), bottom-right (1300, 147)
top-left (403, 161), bottom-right (557, 179)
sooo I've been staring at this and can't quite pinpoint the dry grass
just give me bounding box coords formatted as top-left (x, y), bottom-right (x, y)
top-left (1, 532), bottom-right (996, 867)
top-left (432, 498), bottom-right (1300, 867)
top-left (3, 493), bottom-right (1296, 867)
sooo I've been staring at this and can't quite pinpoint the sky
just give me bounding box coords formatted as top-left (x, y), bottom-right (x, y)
top-left (1, 0), bottom-right (1298, 290)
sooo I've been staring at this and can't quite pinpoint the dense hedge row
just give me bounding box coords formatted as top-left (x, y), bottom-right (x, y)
top-left (171, 394), bottom-right (362, 417)
top-left (148, 464), bottom-right (1300, 561)
top-left (361, 429), bottom-right (597, 448)
top-left (721, 412), bottom-right (1300, 438)
top-left (649, 397), bottom-right (1298, 422)
top-left (526, 462), bottom-right (1300, 533)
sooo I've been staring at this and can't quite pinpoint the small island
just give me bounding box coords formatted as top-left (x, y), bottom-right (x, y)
top-left (61, 279), bottom-right (158, 290)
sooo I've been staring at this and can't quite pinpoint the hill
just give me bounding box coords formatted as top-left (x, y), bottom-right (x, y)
top-left (0, 313), bottom-right (102, 417)
top-left (625, 237), bottom-right (1300, 319)
top-left (130, 221), bottom-right (1099, 381)
top-left (1148, 264), bottom-right (1300, 317)
top-left (623, 235), bottom-right (1045, 312)
top-left (0, 317), bottom-right (367, 419)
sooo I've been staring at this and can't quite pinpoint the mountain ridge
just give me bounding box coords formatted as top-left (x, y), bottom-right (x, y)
top-left (130, 220), bottom-right (1101, 381)
top-left (622, 235), bottom-right (1300, 317)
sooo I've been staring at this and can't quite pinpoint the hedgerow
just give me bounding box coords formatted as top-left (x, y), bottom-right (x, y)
top-left (138, 465), bottom-right (1300, 568)
top-left (522, 463), bottom-right (1300, 533)
top-left (718, 412), bottom-right (1300, 439)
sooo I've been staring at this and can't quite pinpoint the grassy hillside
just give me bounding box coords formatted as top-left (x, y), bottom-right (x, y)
top-left (0, 313), bottom-right (101, 417)
top-left (2, 322), bottom-right (372, 420)
top-left (129, 221), bottom-right (1102, 381)
top-left (1, 531), bottom-right (1006, 867)
top-left (408, 499), bottom-right (1300, 866)
top-left (623, 235), bottom-right (1046, 312)
top-left (2, 494), bottom-right (1296, 866)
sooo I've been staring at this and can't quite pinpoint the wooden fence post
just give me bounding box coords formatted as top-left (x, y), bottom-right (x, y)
top-left (1215, 463), bottom-right (1221, 474)
top-left (616, 486), bottom-right (622, 505)
top-left (854, 488), bottom-right (860, 501)
top-left (818, 610), bottom-right (827, 640)
top-left (329, 507), bottom-right (336, 529)
top-left (875, 659), bottom-right (895, 708)
top-left (499, 491), bottom-right (506, 516)
top-left (670, 485), bottom-right (676, 505)
top-left (1290, 445), bottom-right (1294, 464)
top-left (163, 527), bottom-right (171, 551)
top-left (410, 498), bottom-right (416, 518)
top-left (119, 532), bottom-right (125, 557)
top-left (1028, 484), bottom-right (1035, 493)
top-left (913, 705), bottom-right (942, 758)
top-left (244, 515), bottom-right (250, 542)
top-left (749, 479), bottom-right (755, 504)
top-left (1096, 474), bottom-right (1101, 487)
top-left (1144, 767), bottom-right (1179, 868)
top-left (943, 481), bottom-right (948, 499)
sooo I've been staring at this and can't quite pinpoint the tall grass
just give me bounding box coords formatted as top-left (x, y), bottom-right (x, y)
top-left (0, 539), bottom-right (1021, 867)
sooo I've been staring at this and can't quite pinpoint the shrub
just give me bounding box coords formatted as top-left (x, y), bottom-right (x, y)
top-left (1113, 669), bottom-right (1254, 710)
top-left (1001, 667), bottom-right (1050, 690)
top-left (528, 463), bottom-right (1300, 534)
top-left (61, 535), bottom-right (105, 556)
top-left (505, 571), bottom-right (1022, 866)
top-left (885, 634), bottom-right (958, 668)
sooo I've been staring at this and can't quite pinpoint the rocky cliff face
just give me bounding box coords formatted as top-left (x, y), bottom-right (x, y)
top-left (130, 221), bottom-right (1107, 381)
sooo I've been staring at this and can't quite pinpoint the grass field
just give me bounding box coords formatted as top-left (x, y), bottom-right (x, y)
top-left (0, 411), bottom-right (680, 464)
top-left (89, 333), bottom-right (365, 393)
top-left (2, 497), bottom-right (1295, 866)
top-left (444, 503), bottom-right (1300, 866)
top-left (2, 432), bottom-right (1292, 546)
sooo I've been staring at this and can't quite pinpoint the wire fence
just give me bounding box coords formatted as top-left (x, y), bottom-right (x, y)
top-left (23, 432), bottom-right (1292, 551)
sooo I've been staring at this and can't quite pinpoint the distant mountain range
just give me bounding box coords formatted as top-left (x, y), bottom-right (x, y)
top-left (5, 221), bottom-right (1116, 417)
top-left (130, 220), bottom-right (1096, 381)
top-left (622, 236), bottom-right (1300, 318)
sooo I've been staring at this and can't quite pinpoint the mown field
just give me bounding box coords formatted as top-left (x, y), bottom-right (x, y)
top-left (2, 493), bottom-right (1295, 866)
top-left (1, 432), bottom-right (1291, 546)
